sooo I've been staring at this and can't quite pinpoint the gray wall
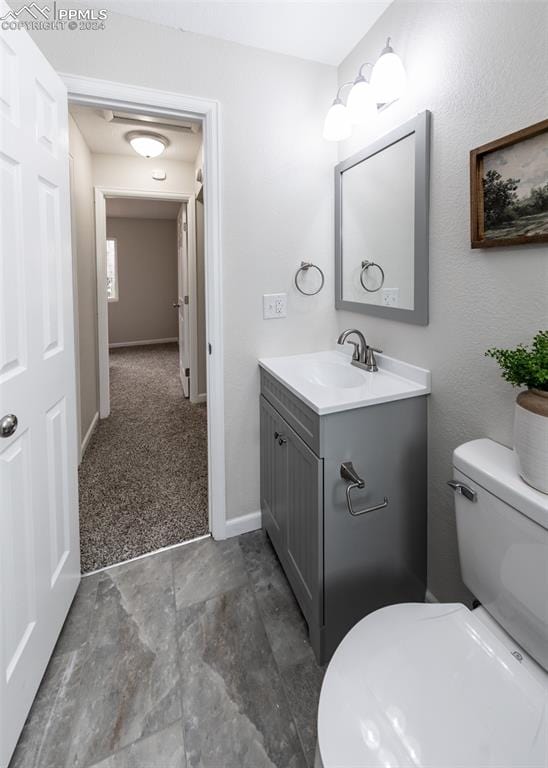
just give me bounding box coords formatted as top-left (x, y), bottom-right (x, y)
top-left (336, 0), bottom-right (548, 603)
top-left (68, 115), bottom-right (99, 444)
top-left (107, 217), bottom-right (178, 345)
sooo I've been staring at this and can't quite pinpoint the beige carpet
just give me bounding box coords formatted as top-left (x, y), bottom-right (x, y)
top-left (79, 344), bottom-right (208, 572)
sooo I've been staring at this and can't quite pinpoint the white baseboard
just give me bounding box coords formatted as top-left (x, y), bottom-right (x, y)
top-left (224, 510), bottom-right (262, 538)
top-left (109, 337), bottom-right (177, 348)
top-left (80, 411), bottom-right (99, 461)
top-left (425, 589), bottom-right (439, 603)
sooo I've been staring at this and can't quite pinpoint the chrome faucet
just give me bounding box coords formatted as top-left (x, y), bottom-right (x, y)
top-left (337, 328), bottom-right (382, 372)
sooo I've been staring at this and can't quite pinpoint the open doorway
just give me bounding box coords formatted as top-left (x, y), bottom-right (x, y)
top-left (69, 104), bottom-right (209, 571)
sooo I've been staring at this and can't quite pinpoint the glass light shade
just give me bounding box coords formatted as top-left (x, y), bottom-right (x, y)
top-left (370, 49), bottom-right (407, 104)
top-left (323, 101), bottom-right (351, 142)
top-left (346, 79), bottom-right (378, 125)
top-left (129, 134), bottom-right (167, 158)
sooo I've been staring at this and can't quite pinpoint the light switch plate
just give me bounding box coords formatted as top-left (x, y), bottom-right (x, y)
top-left (263, 293), bottom-right (287, 319)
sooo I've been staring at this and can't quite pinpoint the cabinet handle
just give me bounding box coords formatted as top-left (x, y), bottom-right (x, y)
top-left (340, 461), bottom-right (388, 516)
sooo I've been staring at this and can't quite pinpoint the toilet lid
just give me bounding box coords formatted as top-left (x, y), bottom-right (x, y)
top-left (317, 603), bottom-right (548, 768)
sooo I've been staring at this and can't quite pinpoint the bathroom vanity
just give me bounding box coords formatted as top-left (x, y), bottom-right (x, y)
top-left (259, 349), bottom-right (430, 663)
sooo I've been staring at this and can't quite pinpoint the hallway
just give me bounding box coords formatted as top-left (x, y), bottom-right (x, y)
top-left (79, 344), bottom-right (208, 572)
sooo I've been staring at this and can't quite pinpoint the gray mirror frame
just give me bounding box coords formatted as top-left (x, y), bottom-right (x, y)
top-left (335, 110), bottom-right (431, 325)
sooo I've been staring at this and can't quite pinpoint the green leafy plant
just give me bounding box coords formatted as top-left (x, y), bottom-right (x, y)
top-left (485, 330), bottom-right (548, 391)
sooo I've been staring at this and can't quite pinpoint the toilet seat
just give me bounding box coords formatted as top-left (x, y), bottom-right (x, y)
top-left (317, 602), bottom-right (547, 768)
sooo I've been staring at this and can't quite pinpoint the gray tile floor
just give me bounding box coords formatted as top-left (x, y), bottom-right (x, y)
top-left (9, 531), bottom-right (324, 768)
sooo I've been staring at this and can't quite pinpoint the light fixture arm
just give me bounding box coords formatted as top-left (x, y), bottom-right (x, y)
top-left (334, 80), bottom-right (355, 104)
top-left (356, 62), bottom-right (374, 81)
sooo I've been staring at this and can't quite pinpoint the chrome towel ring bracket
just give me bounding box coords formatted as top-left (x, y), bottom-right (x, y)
top-left (340, 461), bottom-right (389, 516)
top-left (295, 262), bottom-right (325, 296)
top-left (360, 260), bottom-right (385, 293)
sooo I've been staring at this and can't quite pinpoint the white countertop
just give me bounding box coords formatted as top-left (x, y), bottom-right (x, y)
top-left (259, 348), bottom-right (431, 415)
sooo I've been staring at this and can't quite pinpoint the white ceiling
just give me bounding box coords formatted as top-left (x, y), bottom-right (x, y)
top-left (78, 1), bottom-right (391, 66)
top-left (69, 105), bottom-right (202, 162)
top-left (106, 198), bottom-right (182, 219)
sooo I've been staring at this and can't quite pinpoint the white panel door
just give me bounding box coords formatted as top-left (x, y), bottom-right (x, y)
top-left (0, 12), bottom-right (80, 767)
top-left (177, 203), bottom-right (190, 397)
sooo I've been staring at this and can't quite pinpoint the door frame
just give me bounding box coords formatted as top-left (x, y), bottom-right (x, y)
top-left (63, 73), bottom-right (227, 539)
top-left (94, 189), bottom-right (198, 413)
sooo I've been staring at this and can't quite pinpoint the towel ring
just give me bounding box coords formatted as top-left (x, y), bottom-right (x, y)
top-left (295, 262), bottom-right (325, 296)
top-left (360, 260), bottom-right (385, 293)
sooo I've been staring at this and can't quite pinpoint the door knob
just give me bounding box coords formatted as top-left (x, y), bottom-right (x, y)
top-left (1, 414), bottom-right (18, 438)
top-left (173, 302), bottom-right (181, 308)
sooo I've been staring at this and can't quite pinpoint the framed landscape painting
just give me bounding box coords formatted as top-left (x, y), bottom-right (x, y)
top-left (470, 119), bottom-right (548, 248)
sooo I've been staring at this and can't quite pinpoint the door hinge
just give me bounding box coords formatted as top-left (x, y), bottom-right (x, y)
top-left (208, 343), bottom-right (212, 355)
top-left (185, 367), bottom-right (190, 377)
top-left (183, 222), bottom-right (188, 232)
top-left (184, 295), bottom-right (189, 305)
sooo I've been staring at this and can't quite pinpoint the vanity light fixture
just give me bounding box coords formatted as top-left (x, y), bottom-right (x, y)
top-left (323, 91), bottom-right (352, 142)
top-left (323, 37), bottom-right (406, 141)
top-left (370, 37), bottom-right (407, 104)
top-left (346, 65), bottom-right (378, 125)
top-left (126, 130), bottom-right (169, 158)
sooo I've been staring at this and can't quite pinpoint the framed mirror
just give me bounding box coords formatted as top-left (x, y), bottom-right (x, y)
top-left (335, 111), bottom-right (430, 325)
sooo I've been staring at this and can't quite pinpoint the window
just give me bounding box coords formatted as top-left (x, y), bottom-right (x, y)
top-left (106, 238), bottom-right (118, 302)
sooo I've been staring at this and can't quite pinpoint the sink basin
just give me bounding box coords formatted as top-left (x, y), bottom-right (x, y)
top-left (297, 360), bottom-right (365, 389)
top-left (259, 349), bottom-right (431, 414)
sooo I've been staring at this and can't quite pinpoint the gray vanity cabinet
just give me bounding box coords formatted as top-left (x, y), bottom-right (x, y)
top-left (260, 396), bottom-right (323, 640)
top-left (260, 368), bottom-right (427, 664)
top-left (260, 397), bottom-right (287, 551)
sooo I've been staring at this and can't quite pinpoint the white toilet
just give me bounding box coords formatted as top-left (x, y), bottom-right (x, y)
top-left (316, 438), bottom-right (548, 768)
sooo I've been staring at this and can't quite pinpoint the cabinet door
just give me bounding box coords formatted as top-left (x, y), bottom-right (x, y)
top-left (285, 428), bottom-right (323, 628)
top-left (260, 396), bottom-right (287, 552)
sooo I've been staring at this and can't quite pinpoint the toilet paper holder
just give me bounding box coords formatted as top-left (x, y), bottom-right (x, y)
top-left (340, 461), bottom-right (389, 516)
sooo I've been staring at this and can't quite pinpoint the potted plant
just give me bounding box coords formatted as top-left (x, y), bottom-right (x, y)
top-left (486, 330), bottom-right (548, 493)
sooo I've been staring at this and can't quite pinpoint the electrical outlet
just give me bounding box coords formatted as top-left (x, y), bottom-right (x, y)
top-left (263, 293), bottom-right (287, 319)
top-left (382, 288), bottom-right (399, 307)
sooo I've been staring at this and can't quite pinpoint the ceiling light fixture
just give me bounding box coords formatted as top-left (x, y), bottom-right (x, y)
top-left (126, 131), bottom-right (169, 158)
top-left (323, 37), bottom-right (406, 141)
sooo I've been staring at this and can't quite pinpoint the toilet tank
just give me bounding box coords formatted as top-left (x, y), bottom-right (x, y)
top-left (452, 439), bottom-right (548, 670)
